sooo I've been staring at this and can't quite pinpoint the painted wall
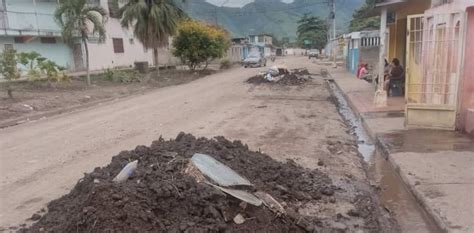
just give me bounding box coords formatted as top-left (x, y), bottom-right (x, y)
top-left (84, 0), bottom-right (180, 71)
top-left (360, 46), bottom-right (380, 74)
top-left (227, 44), bottom-right (244, 62)
top-left (460, 7), bottom-right (474, 134)
top-left (0, 36), bottom-right (74, 69)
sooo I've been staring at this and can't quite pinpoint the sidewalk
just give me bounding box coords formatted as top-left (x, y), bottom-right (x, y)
top-left (330, 68), bottom-right (474, 233)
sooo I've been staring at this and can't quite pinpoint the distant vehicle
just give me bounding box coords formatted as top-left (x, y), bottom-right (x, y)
top-left (308, 49), bottom-right (319, 59)
top-left (243, 53), bottom-right (267, 68)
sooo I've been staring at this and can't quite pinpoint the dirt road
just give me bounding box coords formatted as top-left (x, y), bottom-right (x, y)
top-left (0, 57), bottom-right (389, 230)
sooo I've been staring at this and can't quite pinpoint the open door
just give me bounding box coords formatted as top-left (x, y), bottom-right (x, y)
top-left (405, 13), bottom-right (464, 130)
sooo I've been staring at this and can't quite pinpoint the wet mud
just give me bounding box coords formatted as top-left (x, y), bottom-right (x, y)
top-left (327, 80), bottom-right (442, 233)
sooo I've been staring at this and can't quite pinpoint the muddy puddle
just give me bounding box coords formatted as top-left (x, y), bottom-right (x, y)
top-left (327, 80), bottom-right (442, 232)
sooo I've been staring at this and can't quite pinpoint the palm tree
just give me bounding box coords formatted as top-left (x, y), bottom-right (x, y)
top-left (55, 0), bottom-right (107, 86)
top-left (120, 0), bottom-right (184, 73)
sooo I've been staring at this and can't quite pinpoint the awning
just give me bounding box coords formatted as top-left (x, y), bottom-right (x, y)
top-left (365, 0), bottom-right (408, 17)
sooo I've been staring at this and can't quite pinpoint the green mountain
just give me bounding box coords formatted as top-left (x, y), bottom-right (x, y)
top-left (181, 0), bottom-right (364, 41)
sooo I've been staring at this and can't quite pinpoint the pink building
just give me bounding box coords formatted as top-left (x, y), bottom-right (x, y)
top-left (392, 0), bottom-right (474, 134)
top-left (460, 6), bottom-right (474, 134)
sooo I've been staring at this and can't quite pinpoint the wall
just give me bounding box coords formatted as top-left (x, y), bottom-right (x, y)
top-left (460, 7), bottom-right (474, 134)
top-left (84, 0), bottom-right (180, 71)
top-left (227, 44), bottom-right (243, 62)
top-left (360, 46), bottom-right (380, 74)
top-left (0, 36), bottom-right (74, 69)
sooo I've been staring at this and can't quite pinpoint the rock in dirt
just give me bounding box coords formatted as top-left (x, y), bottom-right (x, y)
top-left (29, 214), bottom-right (41, 221)
top-left (233, 214), bottom-right (245, 224)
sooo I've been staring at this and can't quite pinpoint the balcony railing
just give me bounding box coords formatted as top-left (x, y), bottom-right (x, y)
top-left (0, 10), bottom-right (61, 35)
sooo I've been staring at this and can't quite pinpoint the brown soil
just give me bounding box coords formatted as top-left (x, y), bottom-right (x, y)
top-left (19, 133), bottom-right (389, 233)
top-left (246, 68), bottom-right (312, 86)
top-left (0, 69), bottom-right (215, 126)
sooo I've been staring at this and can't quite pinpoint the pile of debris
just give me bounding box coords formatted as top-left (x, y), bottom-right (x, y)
top-left (20, 133), bottom-right (384, 232)
top-left (246, 66), bottom-right (312, 86)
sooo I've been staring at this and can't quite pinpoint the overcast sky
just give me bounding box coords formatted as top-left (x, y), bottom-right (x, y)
top-left (206, 0), bottom-right (294, 7)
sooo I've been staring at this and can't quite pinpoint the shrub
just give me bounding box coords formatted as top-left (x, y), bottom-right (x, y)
top-left (172, 20), bottom-right (230, 70)
top-left (0, 49), bottom-right (20, 98)
top-left (102, 68), bottom-right (141, 83)
top-left (220, 59), bottom-right (231, 69)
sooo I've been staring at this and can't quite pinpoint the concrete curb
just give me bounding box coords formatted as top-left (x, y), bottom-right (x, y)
top-left (375, 137), bottom-right (449, 233)
top-left (330, 78), bottom-right (449, 233)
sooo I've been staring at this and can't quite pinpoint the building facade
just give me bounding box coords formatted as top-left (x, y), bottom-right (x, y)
top-left (0, 0), bottom-right (179, 72)
top-left (344, 31), bottom-right (381, 74)
top-left (374, 0), bottom-right (474, 133)
top-left (248, 34), bottom-right (272, 57)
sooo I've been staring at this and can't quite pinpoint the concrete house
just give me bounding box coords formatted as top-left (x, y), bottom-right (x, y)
top-left (373, 0), bottom-right (474, 133)
top-left (248, 34), bottom-right (272, 57)
top-left (227, 37), bottom-right (250, 63)
top-left (0, 0), bottom-right (178, 72)
top-left (344, 31), bottom-right (381, 74)
top-left (0, 0), bottom-right (74, 69)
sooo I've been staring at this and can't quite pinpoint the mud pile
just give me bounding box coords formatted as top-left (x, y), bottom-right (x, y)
top-left (21, 133), bottom-right (385, 232)
top-left (246, 68), bottom-right (312, 86)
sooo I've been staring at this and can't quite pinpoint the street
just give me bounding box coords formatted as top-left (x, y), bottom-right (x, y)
top-left (1, 56), bottom-right (382, 229)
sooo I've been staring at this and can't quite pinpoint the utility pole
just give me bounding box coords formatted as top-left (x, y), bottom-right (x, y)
top-left (214, 7), bottom-right (218, 26)
top-left (331, 0), bottom-right (336, 67)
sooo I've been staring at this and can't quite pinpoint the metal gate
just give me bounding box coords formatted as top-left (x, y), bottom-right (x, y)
top-left (405, 13), bottom-right (464, 130)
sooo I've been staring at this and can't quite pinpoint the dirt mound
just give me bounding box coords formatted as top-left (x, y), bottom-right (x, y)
top-left (246, 74), bottom-right (310, 86)
top-left (20, 133), bottom-right (333, 232)
top-left (20, 133), bottom-right (387, 232)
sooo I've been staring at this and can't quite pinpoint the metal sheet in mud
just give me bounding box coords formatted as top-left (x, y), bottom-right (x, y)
top-left (191, 153), bottom-right (253, 187)
top-left (210, 184), bottom-right (262, 206)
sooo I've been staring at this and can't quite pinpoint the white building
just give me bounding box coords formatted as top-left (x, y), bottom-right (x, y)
top-left (0, 0), bottom-right (179, 72)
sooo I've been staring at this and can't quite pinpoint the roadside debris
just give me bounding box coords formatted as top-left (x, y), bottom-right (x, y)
top-left (246, 66), bottom-right (313, 85)
top-left (190, 153), bottom-right (252, 187)
top-left (20, 133), bottom-right (391, 232)
top-left (112, 160), bottom-right (138, 183)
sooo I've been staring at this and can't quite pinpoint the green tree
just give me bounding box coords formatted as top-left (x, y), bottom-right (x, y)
top-left (0, 49), bottom-right (20, 98)
top-left (119, 0), bottom-right (184, 74)
top-left (172, 20), bottom-right (230, 70)
top-left (296, 14), bottom-right (328, 53)
top-left (349, 0), bottom-right (380, 32)
top-left (54, 0), bottom-right (108, 86)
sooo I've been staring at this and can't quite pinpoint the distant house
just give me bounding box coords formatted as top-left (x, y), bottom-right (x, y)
top-left (248, 34), bottom-right (272, 57)
top-left (0, 0), bottom-right (178, 72)
top-left (344, 31), bottom-right (380, 74)
top-left (227, 37), bottom-right (249, 62)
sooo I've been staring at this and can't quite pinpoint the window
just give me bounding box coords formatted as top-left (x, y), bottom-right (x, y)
top-left (108, 0), bottom-right (120, 18)
top-left (14, 37), bottom-right (26, 43)
top-left (4, 44), bottom-right (13, 50)
top-left (258, 35), bottom-right (264, 43)
top-left (40, 37), bottom-right (56, 44)
top-left (112, 38), bottom-right (124, 53)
